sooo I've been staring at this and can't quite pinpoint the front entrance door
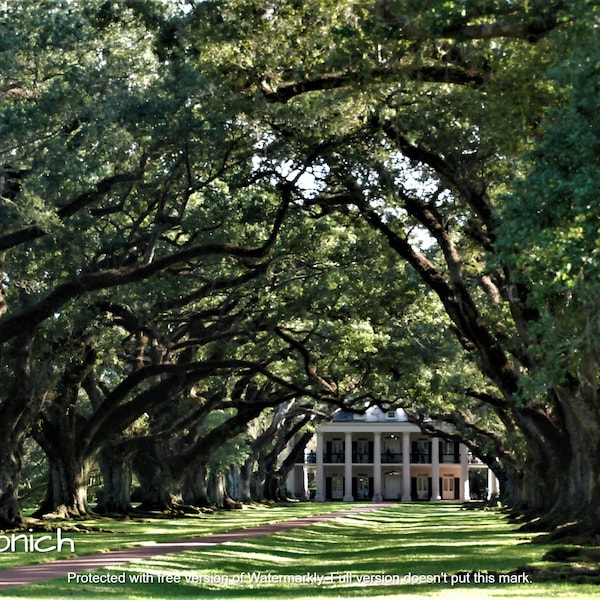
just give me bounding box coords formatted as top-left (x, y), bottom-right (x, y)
top-left (356, 475), bottom-right (370, 500)
top-left (442, 474), bottom-right (455, 500)
top-left (331, 475), bottom-right (343, 499)
top-left (384, 472), bottom-right (401, 500)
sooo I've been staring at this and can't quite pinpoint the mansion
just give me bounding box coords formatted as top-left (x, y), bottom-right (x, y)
top-left (287, 407), bottom-right (498, 502)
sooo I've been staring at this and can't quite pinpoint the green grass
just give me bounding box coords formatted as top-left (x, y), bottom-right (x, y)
top-left (2, 503), bottom-right (598, 599)
top-left (1, 502), bottom-right (361, 569)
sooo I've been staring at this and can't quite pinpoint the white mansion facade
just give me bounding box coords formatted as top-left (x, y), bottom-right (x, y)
top-left (287, 407), bottom-right (498, 502)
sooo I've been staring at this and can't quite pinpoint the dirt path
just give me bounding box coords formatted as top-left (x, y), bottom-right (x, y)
top-left (0, 503), bottom-right (390, 589)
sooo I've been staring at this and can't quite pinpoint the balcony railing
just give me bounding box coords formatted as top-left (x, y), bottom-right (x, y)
top-left (352, 452), bottom-right (374, 463)
top-left (441, 452), bottom-right (461, 464)
top-left (410, 452), bottom-right (431, 464)
top-left (297, 450), bottom-right (461, 464)
top-left (323, 452), bottom-right (345, 463)
top-left (381, 452), bottom-right (402, 463)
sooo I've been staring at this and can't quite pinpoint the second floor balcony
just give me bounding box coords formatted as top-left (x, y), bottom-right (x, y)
top-left (299, 450), bottom-right (462, 465)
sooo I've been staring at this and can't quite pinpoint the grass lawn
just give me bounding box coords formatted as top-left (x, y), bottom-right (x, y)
top-left (1, 503), bottom-right (598, 599)
top-left (1, 502), bottom-right (360, 569)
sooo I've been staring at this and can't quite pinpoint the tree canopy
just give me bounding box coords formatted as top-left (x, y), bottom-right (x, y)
top-left (1, 0), bottom-right (599, 536)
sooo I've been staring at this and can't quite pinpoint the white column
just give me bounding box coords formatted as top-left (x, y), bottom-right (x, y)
top-left (315, 431), bottom-right (325, 502)
top-left (431, 437), bottom-right (441, 501)
top-left (460, 443), bottom-right (470, 501)
top-left (488, 469), bottom-right (499, 499)
top-left (401, 431), bottom-right (411, 501)
top-left (373, 432), bottom-right (382, 502)
top-left (302, 465), bottom-right (310, 501)
top-left (343, 431), bottom-right (354, 501)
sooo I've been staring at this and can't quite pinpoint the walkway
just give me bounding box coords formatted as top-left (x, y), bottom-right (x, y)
top-left (0, 503), bottom-right (389, 589)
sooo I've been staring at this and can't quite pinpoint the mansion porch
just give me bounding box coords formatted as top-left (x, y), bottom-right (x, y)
top-left (287, 408), bottom-right (498, 502)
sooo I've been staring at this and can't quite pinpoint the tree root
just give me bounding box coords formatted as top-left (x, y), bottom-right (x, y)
top-left (532, 520), bottom-right (600, 546)
top-left (522, 552), bottom-right (600, 584)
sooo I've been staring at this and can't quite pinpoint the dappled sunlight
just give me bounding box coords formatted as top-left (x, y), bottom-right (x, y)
top-left (196, 546), bottom-right (297, 566)
top-left (4, 504), bottom-right (594, 599)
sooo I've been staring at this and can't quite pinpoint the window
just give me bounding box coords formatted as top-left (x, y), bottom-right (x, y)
top-left (332, 439), bottom-right (344, 462)
top-left (416, 440), bottom-right (430, 463)
top-left (356, 439), bottom-right (369, 463)
top-left (443, 441), bottom-right (455, 463)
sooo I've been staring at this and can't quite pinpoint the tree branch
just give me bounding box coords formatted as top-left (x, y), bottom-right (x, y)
top-left (261, 63), bottom-right (485, 103)
top-left (375, 0), bottom-right (565, 43)
top-left (0, 199), bottom-right (289, 343)
top-left (0, 158), bottom-right (150, 252)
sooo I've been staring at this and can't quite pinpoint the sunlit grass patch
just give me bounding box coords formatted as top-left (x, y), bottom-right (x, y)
top-left (3, 504), bottom-right (598, 599)
top-left (0, 502), bottom-right (360, 569)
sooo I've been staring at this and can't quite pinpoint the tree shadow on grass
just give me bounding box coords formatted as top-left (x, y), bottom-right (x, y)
top-left (6, 504), bottom-right (584, 599)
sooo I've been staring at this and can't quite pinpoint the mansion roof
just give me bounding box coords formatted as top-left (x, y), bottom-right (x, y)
top-left (333, 407), bottom-right (408, 423)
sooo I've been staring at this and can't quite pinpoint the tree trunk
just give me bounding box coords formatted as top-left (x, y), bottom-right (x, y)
top-left (525, 449), bottom-right (559, 517)
top-left (254, 460), bottom-right (267, 501)
top-left (132, 442), bottom-right (176, 511)
top-left (32, 420), bottom-right (93, 518)
top-left (30, 343), bottom-right (99, 518)
top-left (0, 332), bottom-right (40, 527)
top-left (207, 471), bottom-right (226, 507)
top-left (0, 444), bottom-right (24, 528)
top-left (238, 458), bottom-right (255, 502)
top-left (227, 464), bottom-right (241, 501)
top-left (181, 463), bottom-right (210, 507)
top-left (539, 381), bottom-right (600, 536)
top-left (35, 453), bottom-right (91, 518)
top-left (96, 445), bottom-right (133, 515)
top-left (263, 469), bottom-right (285, 501)
top-left (495, 461), bottom-right (521, 509)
